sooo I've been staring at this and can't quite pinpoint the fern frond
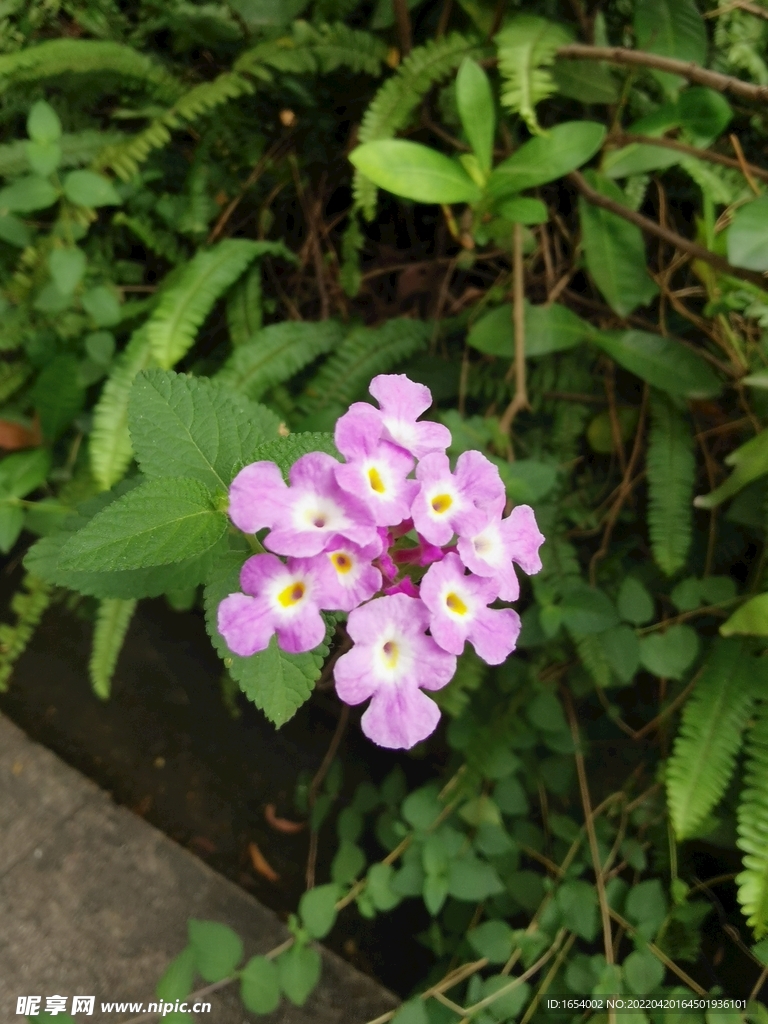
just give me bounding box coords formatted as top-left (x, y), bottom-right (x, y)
top-left (354, 32), bottom-right (481, 218)
top-left (226, 263), bottom-right (263, 347)
top-left (235, 21), bottom-right (387, 79)
top-left (297, 318), bottom-right (430, 424)
top-left (646, 390), bottom-right (695, 577)
top-left (667, 639), bottom-right (754, 841)
top-left (89, 328), bottom-right (155, 491)
top-left (97, 71), bottom-right (254, 180)
top-left (0, 574), bottom-right (51, 692)
top-left (736, 699), bottom-right (768, 938)
top-left (216, 320), bottom-right (346, 401)
top-left (89, 597), bottom-right (137, 700)
top-left (0, 40), bottom-right (182, 101)
top-left (495, 15), bottom-right (572, 135)
top-left (577, 634), bottom-right (612, 689)
top-left (146, 239), bottom-right (265, 369)
top-left (112, 212), bottom-right (185, 264)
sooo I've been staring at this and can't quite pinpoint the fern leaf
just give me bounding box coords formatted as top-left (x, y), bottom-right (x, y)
top-left (297, 21), bottom-right (388, 75)
top-left (89, 597), bottom-right (137, 700)
top-left (646, 390), bottom-right (695, 576)
top-left (577, 634), bottom-right (612, 689)
top-left (666, 639), bottom-right (755, 840)
top-left (355, 32), bottom-right (481, 218)
top-left (0, 574), bottom-right (51, 692)
top-left (90, 328), bottom-right (155, 491)
top-left (297, 318), bottom-right (429, 425)
top-left (736, 699), bottom-right (768, 938)
top-left (216, 320), bottom-right (345, 401)
top-left (146, 239), bottom-right (263, 369)
top-left (495, 16), bottom-right (572, 135)
top-left (112, 212), bottom-right (185, 264)
top-left (0, 40), bottom-right (182, 102)
top-left (226, 264), bottom-right (263, 347)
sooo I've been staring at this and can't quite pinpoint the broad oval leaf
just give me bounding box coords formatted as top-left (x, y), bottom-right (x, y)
top-left (299, 883), bottom-right (340, 939)
top-left (553, 59), bottom-right (618, 103)
top-left (277, 944), bottom-right (322, 1007)
top-left (495, 196), bottom-right (547, 224)
top-left (639, 624), bottom-right (699, 680)
top-left (27, 100), bottom-right (62, 144)
top-left (48, 246), bottom-right (86, 295)
top-left (240, 956), bottom-right (281, 1014)
top-left (589, 330), bottom-right (721, 400)
top-left (63, 169), bottom-right (122, 207)
top-left (487, 121), bottom-right (605, 198)
top-left (727, 196), bottom-right (768, 273)
top-left (721, 594), bottom-right (768, 638)
top-left (0, 175), bottom-right (58, 213)
top-left (634, 0), bottom-right (707, 93)
top-left (603, 143), bottom-right (679, 179)
top-left (349, 140), bottom-right (482, 205)
top-left (456, 57), bottom-right (495, 174)
top-left (467, 301), bottom-right (589, 358)
top-left (678, 88), bottom-right (732, 143)
top-left (188, 919), bottom-right (243, 982)
top-left (695, 430), bottom-right (768, 510)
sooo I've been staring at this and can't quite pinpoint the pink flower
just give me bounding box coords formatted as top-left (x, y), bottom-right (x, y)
top-left (411, 450), bottom-right (505, 546)
top-left (294, 536), bottom-right (382, 612)
top-left (420, 553), bottom-right (521, 664)
top-left (334, 594), bottom-right (456, 749)
top-left (228, 452), bottom-right (377, 557)
top-left (218, 554), bottom-right (327, 655)
top-left (369, 374), bottom-right (451, 459)
top-left (457, 502), bottom-right (545, 601)
top-left (334, 402), bottom-right (418, 527)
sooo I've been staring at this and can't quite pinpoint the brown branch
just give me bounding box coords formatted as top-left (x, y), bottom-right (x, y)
top-left (207, 134), bottom-right (293, 244)
top-left (557, 43), bottom-right (768, 104)
top-left (730, 133), bottom-right (761, 195)
top-left (499, 223), bottom-right (530, 433)
top-left (306, 703), bottom-right (350, 890)
top-left (568, 170), bottom-right (768, 289)
top-left (705, 0), bottom-right (768, 21)
top-left (392, 0), bottom-right (412, 55)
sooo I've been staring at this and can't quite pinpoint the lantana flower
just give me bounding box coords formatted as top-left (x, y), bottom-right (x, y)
top-left (420, 553), bottom-right (521, 664)
top-left (333, 594), bottom-right (456, 749)
top-left (228, 451), bottom-right (377, 556)
top-left (218, 554), bottom-right (327, 655)
top-left (457, 501), bottom-right (545, 601)
top-left (411, 450), bottom-right (505, 546)
top-left (368, 373), bottom-right (451, 459)
top-left (294, 536), bottom-right (382, 612)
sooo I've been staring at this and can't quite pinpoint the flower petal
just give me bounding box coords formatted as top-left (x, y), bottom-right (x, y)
top-left (229, 461), bottom-right (288, 534)
top-left (217, 593), bottom-right (274, 656)
top-left (468, 607), bottom-right (521, 665)
top-left (334, 645), bottom-right (380, 704)
top-left (361, 684), bottom-right (441, 749)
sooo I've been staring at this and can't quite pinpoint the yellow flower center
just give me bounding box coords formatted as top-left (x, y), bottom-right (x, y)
top-left (445, 592), bottom-right (468, 616)
top-left (368, 467), bottom-right (386, 494)
top-left (382, 640), bottom-right (399, 668)
top-left (330, 552), bottom-right (353, 575)
top-left (431, 493), bottom-right (453, 514)
top-left (277, 581), bottom-right (306, 607)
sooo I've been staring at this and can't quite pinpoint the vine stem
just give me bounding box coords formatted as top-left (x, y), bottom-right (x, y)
top-left (499, 223), bottom-right (530, 435)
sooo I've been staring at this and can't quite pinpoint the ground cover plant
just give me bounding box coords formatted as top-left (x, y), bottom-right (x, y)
top-left (2, 0), bottom-right (768, 1020)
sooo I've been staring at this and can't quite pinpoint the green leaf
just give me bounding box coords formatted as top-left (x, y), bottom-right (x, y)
top-left (204, 551), bottom-right (331, 726)
top-left (447, 854), bottom-right (504, 900)
top-left (147, 239), bottom-right (270, 369)
top-left (392, 999), bottom-right (429, 1024)
top-left (32, 354), bottom-right (85, 440)
top-left (493, 776), bottom-right (529, 816)
top-left (635, 0), bottom-right (707, 93)
top-left (467, 301), bottom-right (589, 358)
top-left (299, 884), bottom-right (340, 939)
top-left (488, 121), bottom-right (605, 197)
top-left (217, 319), bottom-right (345, 401)
top-left (667, 639), bottom-right (754, 840)
top-left (27, 100), bottom-right (62, 143)
top-left (617, 578), bottom-right (655, 626)
top-left (226, 262), bottom-right (263, 346)
top-left (188, 919), bottom-right (243, 982)
top-left (527, 690), bottom-right (569, 732)
top-left (367, 862), bottom-right (402, 911)
top-left (0, 213), bottom-right (31, 247)
top-left (86, 331), bottom-right (115, 366)
top-left (456, 57), bottom-right (495, 174)
top-left (483, 975), bottom-right (530, 1021)
top-left (494, 15), bottom-right (572, 134)
top-left (63, 169), bottom-right (122, 207)
top-left (402, 784), bottom-right (443, 829)
top-left (468, 920), bottom-right (515, 963)
top-left (560, 585), bottom-right (619, 637)
top-left (639, 624), bottom-right (699, 680)
top-left (601, 625), bottom-right (641, 685)
top-left (625, 879), bottom-right (668, 940)
top-left (727, 197), bottom-right (768, 273)
top-left (495, 196), bottom-right (548, 224)
top-left (0, 449), bottom-right (50, 499)
top-left (694, 430), bottom-right (768, 510)
top-left (82, 285), bottom-right (121, 327)
top-left (736, 701), bottom-right (768, 938)
top-left (591, 330), bottom-right (720, 400)
top-left (0, 504), bottom-right (22, 552)
top-left (349, 140), bottom-right (481, 204)
top-left (0, 175), bottom-right (58, 212)
top-left (58, 478), bottom-right (227, 573)
top-left (553, 59), bottom-right (618, 103)
top-left (579, 172), bottom-right (658, 317)
top-left (240, 956), bottom-right (281, 1014)
top-left (556, 880), bottom-right (599, 940)
top-left (646, 391), bottom-right (696, 576)
top-left (128, 369), bottom-right (279, 490)
top-left (156, 945), bottom-right (195, 1001)
top-left (48, 246), bottom-right (86, 295)
top-left (678, 88), bottom-right (732, 143)
top-left (277, 944), bottom-right (321, 1007)
top-left (624, 949), bottom-right (665, 994)
top-left (26, 140), bottom-right (61, 176)
top-left (603, 142), bottom-right (679, 179)
top-left (721, 594), bottom-right (768, 637)
top-left (89, 597), bottom-right (136, 699)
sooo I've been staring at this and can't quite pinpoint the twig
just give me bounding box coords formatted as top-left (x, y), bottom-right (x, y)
top-left (568, 170), bottom-right (768, 289)
top-left (499, 223), bottom-right (529, 433)
top-left (610, 908), bottom-right (708, 993)
top-left (436, 0), bottom-right (453, 37)
top-left (730, 133), bottom-right (761, 196)
top-left (392, 0), bottom-right (412, 55)
top-left (704, 0), bottom-right (768, 20)
top-left (518, 933), bottom-right (577, 1024)
top-left (556, 44), bottom-right (768, 104)
top-left (616, 132), bottom-right (768, 184)
top-left (207, 135), bottom-right (292, 244)
top-left (306, 703), bottom-right (350, 890)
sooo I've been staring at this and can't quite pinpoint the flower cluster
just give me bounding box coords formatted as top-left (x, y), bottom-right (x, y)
top-left (218, 374), bottom-right (545, 750)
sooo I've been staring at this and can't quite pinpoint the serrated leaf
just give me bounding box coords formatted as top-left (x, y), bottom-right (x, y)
top-left (277, 944), bottom-right (321, 1007)
top-left (736, 701), bottom-right (768, 938)
top-left (63, 169), bottom-right (122, 207)
top-left (240, 956), bottom-right (281, 1014)
top-left (348, 140), bottom-right (482, 204)
top-left (667, 639), bottom-right (755, 840)
top-left (447, 854), bottom-right (504, 901)
top-left (245, 432), bottom-right (340, 478)
top-left (560, 585), bottom-right (619, 637)
top-left (203, 550), bottom-right (330, 726)
top-left (553, 59), bottom-right (618, 103)
top-left (299, 884), bottom-right (340, 939)
top-left (128, 369), bottom-right (279, 490)
top-left (217, 319), bottom-right (345, 401)
top-left (556, 879), bottom-right (599, 940)
top-left (58, 477), bottom-right (227, 573)
top-left (89, 597), bottom-right (136, 699)
top-left (495, 15), bottom-right (573, 134)
top-left (82, 285), bottom-right (121, 327)
top-left (624, 949), bottom-right (665, 994)
top-left (147, 240), bottom-right (265, 369)
top-left (188, 919), bottom-right (243, 982)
